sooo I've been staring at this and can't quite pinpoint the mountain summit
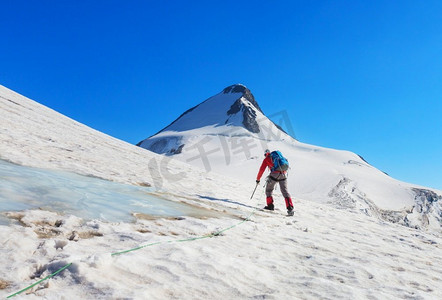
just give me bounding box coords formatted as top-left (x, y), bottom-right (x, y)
top-left (137, 84), bottom-right (292, 155)
top-left (142, 84), bottom-right (277, 136)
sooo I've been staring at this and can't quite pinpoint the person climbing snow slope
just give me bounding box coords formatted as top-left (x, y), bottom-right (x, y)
top-left (256, 149), bottom-right (294, 215)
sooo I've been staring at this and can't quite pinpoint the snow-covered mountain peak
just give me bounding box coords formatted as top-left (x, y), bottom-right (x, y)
top-left (148, 84), bottom-right (269, 135)
top-left (223, 83), bottom-right (263, 113)
top-left (138, 84), bottom-right (291, 155)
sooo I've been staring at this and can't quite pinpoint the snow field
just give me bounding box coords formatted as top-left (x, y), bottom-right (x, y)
top-left (1, 196), bottom-right (441, 299)
top-left (1, 85), bottom-right (442, 299)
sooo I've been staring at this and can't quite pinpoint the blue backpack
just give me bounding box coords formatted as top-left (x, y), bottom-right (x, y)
top-left (270, 150), bottom-right (289, 172)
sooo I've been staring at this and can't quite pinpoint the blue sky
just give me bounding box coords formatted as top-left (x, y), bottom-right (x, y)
top-left (1, 1), bottom-right (441, 189)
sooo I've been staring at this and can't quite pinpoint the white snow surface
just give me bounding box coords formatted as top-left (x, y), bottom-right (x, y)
top-left (1, 85), bottom-right (442, 299)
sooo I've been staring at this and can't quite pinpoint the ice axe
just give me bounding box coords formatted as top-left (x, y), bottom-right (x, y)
top-left (250, 181), bottom-right (259, 199)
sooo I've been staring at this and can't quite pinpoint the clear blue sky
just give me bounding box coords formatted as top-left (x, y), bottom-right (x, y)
top-left (1, 1), bottom-right (441, 189)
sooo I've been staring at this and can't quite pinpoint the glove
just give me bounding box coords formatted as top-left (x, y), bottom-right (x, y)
top-left (256, 180), bottom-right (260, 184)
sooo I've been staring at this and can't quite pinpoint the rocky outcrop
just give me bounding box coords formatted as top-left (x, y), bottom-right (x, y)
top-left (223, 84), bottom-right (263, 113)
top-left (328, 178), bottom-right (442, 232)
top-left (404, 188), bottom-right (442, 230)
top-left (226, 96), bottom-right (260, 133)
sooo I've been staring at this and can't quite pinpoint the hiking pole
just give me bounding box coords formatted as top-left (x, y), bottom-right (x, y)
top-left (250, 182), bottom-right (259, 199)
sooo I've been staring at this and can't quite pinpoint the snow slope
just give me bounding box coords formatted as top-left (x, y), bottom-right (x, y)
top-left (138, 84), bottom-right (442, 232)
top-left (1, 85), bottom-right (442, 299)
top-left (0, 85), bottom-right (244, 201)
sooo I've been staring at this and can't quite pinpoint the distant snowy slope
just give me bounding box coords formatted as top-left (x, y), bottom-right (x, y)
top-left (0, 85), bottom-right (248, 204)
top-left (138, 84), bottom-right (442, 232)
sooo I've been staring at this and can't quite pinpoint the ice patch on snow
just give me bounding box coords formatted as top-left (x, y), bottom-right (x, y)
top-left (0, 159), bottom-right (216, 222)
